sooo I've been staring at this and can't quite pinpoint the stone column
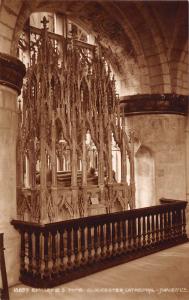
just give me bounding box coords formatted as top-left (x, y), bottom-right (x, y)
top-left (186, 101), bottom-right (189, 202)
top-left (185, 100), bottom-right (189, 234)
top-left (0, 53), bottom-right (25, 286)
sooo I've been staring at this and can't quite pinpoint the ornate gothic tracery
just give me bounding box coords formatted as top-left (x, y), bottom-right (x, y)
top-left (17, 17), bottom-right (135, 223)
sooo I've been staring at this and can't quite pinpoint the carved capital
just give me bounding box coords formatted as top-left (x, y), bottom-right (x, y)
top-left (120, 94), bottom-right (188, 116)
top-left (0, 52), bottom-right (26, 94)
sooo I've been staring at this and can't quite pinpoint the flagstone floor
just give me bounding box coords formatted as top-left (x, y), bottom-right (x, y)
top-left (9, 241), bottom-right (189, 300)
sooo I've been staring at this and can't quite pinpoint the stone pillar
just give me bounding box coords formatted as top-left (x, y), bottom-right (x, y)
top-left (0, 53), bottom-right (25, 286)
top-left (186, 101), bottom-right (189, 202)
top-left (185, 100), bottom-right (189, 234)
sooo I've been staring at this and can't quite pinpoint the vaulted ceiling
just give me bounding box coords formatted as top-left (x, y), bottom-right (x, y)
top-left (0, 0), bottom-right (188, 95)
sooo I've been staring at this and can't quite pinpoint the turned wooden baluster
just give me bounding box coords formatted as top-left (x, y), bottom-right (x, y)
top-left (175, 209), bottom-right (180, 238)
top-left (28, 230), bottom-right (33, 276)
top-left (167, 209), bottom-right (171, 240)
top-left (43, 231), bottom-right (50, 280)
top-left (177, 208), bottom-right (182, 237)
top-left (112, 221), bottom-right (116, 256)
top-left (137, 217), bottom-right (141, 249)
top-left (147, 215), bottom-right (151, 246)
top-left (151, 214), bottom-right (155, 246)
top-left (73, 224), bottom-right (79, 266)
top-left (34, 230), bottom-right (41, 278)
top-left (174, 209), bottom-right (179, 237)
top-left (51, 230), bottom-right (57, 276)
top-left (100, 223), bottom-right (105, 258)
top-left (164, 211), bottom-right (168, 241)
top-left (160, 212), bottom-right (164, 242)
top-left (93, 224), bottom-right (99, 261)
top-left (171, 209), bottom-right (175, 238)
top-left (67, 227), bottom-right (73, 269)
top-left (80, 225), bottom-right (86, 264)
top-left (172, 209), bottom-right (177, 237)
top-left (132, 218), bottom-right (137, 250)
top-left (106, 222), bottom-right (111, 257)
top-left (117, 219), bottom-right (122, 254)
top-left (172, 209), bottom-right (177, 239)
top-left (142, 216), bottom-right (146, 248)
top-left (182, 207), bottom-right (187, 238)
top-left (128, 218), bottom-right (132, 251)
top-left (156, 213), bottom-right (159, 244)
top-left (20, 230), bottom-right (26, 275)
top-left (122, 219), bottom-right (127, 252)
top-left (87, 224), bottom-right (92, 263)
top-left (59, 229), bottom-right (65, 273)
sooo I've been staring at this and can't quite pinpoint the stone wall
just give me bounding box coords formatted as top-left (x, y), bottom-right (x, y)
top-left (126, 114), bottom-right (186, 204)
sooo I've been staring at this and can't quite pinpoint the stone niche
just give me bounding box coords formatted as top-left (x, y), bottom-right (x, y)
top-left (126, 114), bottom-right (186, 204)
top-left (135, 145), bottom-right (155, 208)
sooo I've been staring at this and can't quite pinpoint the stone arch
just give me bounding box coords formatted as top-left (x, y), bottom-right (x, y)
top-left (10, 1), bottom-right (34, 56)
top-left (133, 2), bottom-right (171, 94)
top-left (170, 31), bottom-right (189, 95)
top-left (4, 1), bottom-right (150, 94)
top-left (0, 0), bottom-right (23, 54)
top-left (0, 0), bottom-right (187, 95)
top-left (168, 1), bottom-right (188, 94)
top-left (174, 42), bottom-right (189, 95)
top-left (99, 2), bottom-right (151, 95)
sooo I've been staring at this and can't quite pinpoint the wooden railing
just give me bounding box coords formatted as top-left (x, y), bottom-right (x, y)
top-left (0, 234), bottom-right (9, 300)
top-left (11, 199), bottom-right (188, 288)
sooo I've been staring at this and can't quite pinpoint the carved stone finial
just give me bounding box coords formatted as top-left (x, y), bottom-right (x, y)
top-left (18, 98), bottom-right (21, 111)
top-left (41, 16), bottom-right (49, 29)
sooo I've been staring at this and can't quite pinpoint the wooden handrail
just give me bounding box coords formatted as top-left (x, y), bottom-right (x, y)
top-left (12, 199), bottom-right (187, 228)
top-left (11, 199), bottom-right (188, 288)
top-left (159, 198), bottom-right (185, 204)
top-left (0, 234), bottom-right (9, 300)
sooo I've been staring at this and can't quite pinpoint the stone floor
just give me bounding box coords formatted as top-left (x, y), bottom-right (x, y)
top-left (9, 242), bottom-right (189, 300)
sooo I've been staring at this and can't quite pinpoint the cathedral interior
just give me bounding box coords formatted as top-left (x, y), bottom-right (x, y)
top-left (0, 0), bottom-right (188, 299)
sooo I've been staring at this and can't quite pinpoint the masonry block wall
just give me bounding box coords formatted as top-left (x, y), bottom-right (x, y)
top-left (126, 114), bottom-right (186, 204)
